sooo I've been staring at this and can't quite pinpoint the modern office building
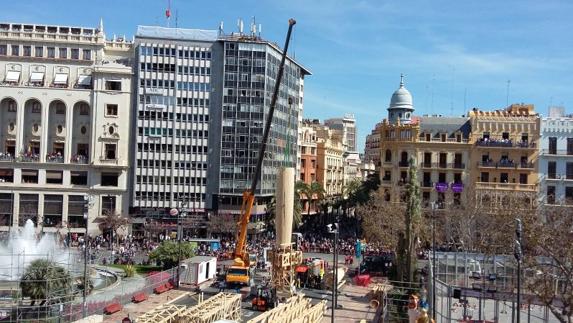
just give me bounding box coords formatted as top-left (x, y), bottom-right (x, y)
top-left (0, 21), bottom-right (133, 234)
top-left (325, 114), bottom-right (357, 152)
top-left (129, 26), bottom-right (217, 237)
top-left (207, 31), bottom-right (310, 220)
top-left (129, 25), bottom-right (310, 235)
top-left (539, 110), bottom-right (573, 206)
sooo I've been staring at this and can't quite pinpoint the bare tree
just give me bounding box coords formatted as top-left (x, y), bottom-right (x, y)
top-left (207, 213), bottom-right (237, 236)
top-left (357, 188), bottom-right (405, 250)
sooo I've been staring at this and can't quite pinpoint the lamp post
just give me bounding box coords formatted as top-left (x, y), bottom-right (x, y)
top-left (172, 201), bottom-right (187, 288)
top-left (515, 218), bottom-right (523, 323)
top-left (430, 201), bottom-right (438, 320)
top-left (82, 194), bottom-right (94, 318)
top-left (327, 222), bottom-right (339, 323)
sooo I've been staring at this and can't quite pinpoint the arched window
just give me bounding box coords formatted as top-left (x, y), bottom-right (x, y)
top-left (385, 149), bottom-right (392, 162)
top-left (401, 151), bottom-right (408, 163)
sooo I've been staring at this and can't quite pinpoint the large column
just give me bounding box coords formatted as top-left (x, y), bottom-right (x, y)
top-left (275, 167), bottom-right (294, 248)
top-left (65, 102), bottom-right (73, 162)
top-left (40, 101), bottom-right (49, 163)
top-left (15, 100), bottom-right (25, 156)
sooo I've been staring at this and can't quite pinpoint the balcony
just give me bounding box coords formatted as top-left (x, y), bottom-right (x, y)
top-left (541, 149), bottom-right (573, 156)
top-left (421, 181), bottom-right (433, 188)
top-left (497, 161), bottom-right (516, 168)
top-left (517, 162), bottom-right (534, 169)
top-left (478, 161), bottom-right (496, 168)
top-left (476, 139), bottom-right (536, 149)
top-left (71, 154), bottom-right (88, 164)
top-left (46, 153), bottom-right (64, 163)
top-left (19, 153), bottom-right (40, 163)
top-left (420, 162), bottom-right (432, 168)
top-left (451, 163), bottom-right (465, 169)
top-left (0, 153), bottom-right (14, 162)
top-left (475, 182), bottom-right (536, 192)
top-left (398, 161), bottom-right (409, 167)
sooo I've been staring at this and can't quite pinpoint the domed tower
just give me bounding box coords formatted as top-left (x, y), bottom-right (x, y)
top-left (388, 74), bottom-right (414, 124)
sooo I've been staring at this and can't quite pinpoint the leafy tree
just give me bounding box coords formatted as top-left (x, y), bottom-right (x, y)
top-left (20, 259), bottom-right (73, 306)
top-left (268, 183), bottom-right (304, 229)
top-left (207, 213), bottom-right (237, 237)
top-left (149, 240), bottom-right (195, 269)
top-left (97, 210), bottom-right (129, 248)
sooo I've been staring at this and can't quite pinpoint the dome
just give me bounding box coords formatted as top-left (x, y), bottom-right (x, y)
top-left (389, 81), bottom-right (413, 111)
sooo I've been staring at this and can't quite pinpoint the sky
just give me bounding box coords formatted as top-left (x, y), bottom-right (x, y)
top-left (2, 0), bottom-right (572, 152)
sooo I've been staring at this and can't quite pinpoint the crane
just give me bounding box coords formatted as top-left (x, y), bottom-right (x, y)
top-left (225, 18), bottom-right (297, 286)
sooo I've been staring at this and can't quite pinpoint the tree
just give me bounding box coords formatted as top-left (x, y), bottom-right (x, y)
top-left (402, 158), bottom-right (422, 282)
top-left (20, 259), bottom-right (73, 306)
top-left (207, 213), bottom-right (237, 237)
top-left (357, 189), bottom-right (405, 249)
top-left (97, 210), bottom-right (129, 247)
top-left (149, 240), bottom-right (195, 269)
top-left (298, 181), bottom-right (325, 216)
top-left (524, 206), bottom-right (573, 323)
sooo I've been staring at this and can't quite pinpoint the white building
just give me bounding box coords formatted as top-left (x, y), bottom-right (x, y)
top-left (539, 111), bottom-right (573, 205)
top-left (0, 22), bottom-right (133, 234)
top-left (325, 114), bottom-right (357, 152)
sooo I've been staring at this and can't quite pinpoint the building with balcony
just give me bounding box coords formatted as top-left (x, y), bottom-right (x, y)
top-left (299, 120), bottom-right (318, 184)
top-left (378, 76), bottom-right (472, 208)
top-left (364, 122), bottom-right (382, 169)
top-left (468, 104), bottom-right (540, 209)
top-left (539, 111), bottom-right (573, 206)
top-left (0, 21), bottom-right (133, 234)
top-left (316, 126), bottom-right (345, 196)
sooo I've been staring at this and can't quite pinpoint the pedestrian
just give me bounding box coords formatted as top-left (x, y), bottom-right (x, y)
top-left (219, 280), bottom-right (226, 292)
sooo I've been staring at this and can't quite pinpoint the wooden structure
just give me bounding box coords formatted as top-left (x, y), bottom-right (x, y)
top-left (247, 294), bottom-right (326, 323)
top-left (136, 293), bottom-right (241, 323)
top-left (269, 245), bottom-right (303, 299)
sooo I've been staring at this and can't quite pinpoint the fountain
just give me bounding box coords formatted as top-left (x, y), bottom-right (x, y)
top-left (0, 219), bottom-right (117, 290)
top-left (0, 219), bottom-right (72, 280)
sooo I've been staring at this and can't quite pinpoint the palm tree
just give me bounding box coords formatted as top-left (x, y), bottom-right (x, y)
top-left (267, 193), bottom-right (303, 229)
top-left (96, 210), bottom-right (129, 251)
top-left (307, 181), bottom-right (325, 216)
top-left (341, 178), bottom-right (362, 216)
top-left (20, 259), bottom-right (73, 306)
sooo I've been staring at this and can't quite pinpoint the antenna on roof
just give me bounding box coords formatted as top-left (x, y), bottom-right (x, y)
top-left (238, 18), bottom-right (244, 34)
top-left (219, 21), bottom-right (224, 36)
top-left (258, 24), bottom-right (262, 37)
top-left (165, 0), bottom-right (172, 27)
top-left (251, 16), bottom-right (257, 36)
top-left (175, 9), bottom-right (178, 28)
top-left (506, 80), bottom-right (511, 107)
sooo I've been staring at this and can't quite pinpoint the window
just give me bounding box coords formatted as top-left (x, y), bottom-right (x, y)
top-left (519, 173), bottom-right (527, 184)
top-left (71, 171), bottom-right (88, 185)
top-left (23, 46), bottom-right (31, 57)
top-left (105, 80), bottom-right (121, 91)
top-left (11, 45), bottom-right (19, 56)
top-left (383, 171), bottom-right (391, 181)
top-left (19, 194), bottom-right (38, 226)
top-left (0, 45), bottom-right (6, 56)
top-left (105, 144), bottom-right (117, 160)
top-left (59, 47), bottom-right (67, 59)
top-left (82, 49), bottom-right (91, 60)
top-left (0, 169), bottom-right (14, 183)
top-left (102, 196), bottom-right (116, 215)
top-left (548, 161), bottom-right (557, 179)
top-left (46, 170), bottom-right (63, 184)
top-left (567, 162), bottom-right (573, 179)
top-left (34, 46), bottom-right (43, 57)
top-left (21, 169), bottom-right (38, 184)
top-left (568, 138), bottom-right (573, 155)
top-left (566, 187), bottom-right (573, 205)
top-left (101, 173), bottom-right (119, 186)
top-left (547, 186), bottom-right (555, 204)
top-left (548, 137), bottom-right (557, 154)
top-left (71, 48), bottom-right (79, 59)
top-left (480, 172), bottom-right (489, 182)
top-left (502, 132), bottom-right (509, 140)
top-left (482, 132), bottom-right (490, 140)
top-left (438, 173), bottom-right (446, 183)
top-left (47, 47), bottom-right (55, 58)
top-left (500, 173), bottom-right (509, 183)
top-left (68, 195), bottom-right (87, 217)
top-left (106, 104), bottom-right (118, 116)
top-left (385, 149), bottom-right (392, 162)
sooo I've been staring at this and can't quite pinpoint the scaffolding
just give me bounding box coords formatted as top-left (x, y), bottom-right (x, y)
top-left (268, 245), bottom-right (302, 299)
top-left (136, 292), bottom-right (241, 323)
top-left (246, 294), bottom-right (326, 323)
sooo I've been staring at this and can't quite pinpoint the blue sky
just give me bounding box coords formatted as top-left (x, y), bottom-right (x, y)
top-left (3, 0), bottom-right (572, 152)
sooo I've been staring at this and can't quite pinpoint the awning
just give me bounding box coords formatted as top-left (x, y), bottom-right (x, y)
top-left (54, 73), bottom-right (68, 85)
top-left (21, 170), bottom-right (38, 176)
top-left (30, 72), bottom-right (44, 83)
top-left (78, 75), bottom-right (92, 86)
top-left (296, 266), bottom-right (308, 273)
top-left (5, 71), bottom-right (20, 82)
top-left (0, 169), bottom-right (13, 176)
top-left (46, 171), bottom-right (63, 179)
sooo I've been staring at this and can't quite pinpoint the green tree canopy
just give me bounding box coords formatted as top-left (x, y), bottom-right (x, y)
top-left (149, 240), bottom-right (195, 269)
top-left (20, 259), bottom-right (73, 306)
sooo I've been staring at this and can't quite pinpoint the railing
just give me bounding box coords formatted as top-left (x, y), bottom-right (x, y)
top-left (541, 149), bottom-right (573, 156)
top-left (517, 162), bottom-right (535, 169)
top-left (71, 155), bottom-right (88, 164)
top-left (420, 137), bottom-right (469, 143)
top-left (0, 154), bottom-right (14, 162)
top-left (421, 181), bottom-right (433, 188)
top-left (497, 161), bottom-right (516, 168)
top-left (479, 161), bottom-right (535, 169)
top-left (46, 154), bottom-right (64, 163)
top-left (546, 174), bottom-right (573, 180)
top-left (475, 182), bottom-right (537, 191)
top-left (451, 162), bottom-right (465, 169)
top-left (476, 140), bottom-right (536, 148)
top-left (19, 154), bottom-right (40, 162)
top-left (478, 161), bottom-right (496, 167)
top-left (420, 162), bottom-right (432, 168)
top-left (398, 161), bottom-right (409, 167)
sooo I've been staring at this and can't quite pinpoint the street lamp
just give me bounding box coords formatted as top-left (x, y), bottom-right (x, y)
top-left (82, 194), bottom-right (94, 318)
top-left (172, 201), bottom-right (188, 288)
top-left (430, 201), bottom-right (438, 321)
top-left (327, 222), bottom-right (339, 323)
top-left (515, 218), bottom-right (523, 323)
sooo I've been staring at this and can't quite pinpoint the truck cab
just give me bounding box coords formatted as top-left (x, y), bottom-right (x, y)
top-left (225, 266), bottom-right (250, 286)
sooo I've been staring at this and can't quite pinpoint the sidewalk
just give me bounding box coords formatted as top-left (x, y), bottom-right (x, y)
top-left (322, 283), bottom-right (376, 323)
top-left (103, 289), bottom-right (189, 322)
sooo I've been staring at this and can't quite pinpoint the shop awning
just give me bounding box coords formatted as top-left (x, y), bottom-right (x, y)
top-left (54, 73), bottom-right (68, 85)
top-left (21, 170), bottom-right (38, 176)
top-left (46, 171), bottom-right (63, 179)
top-left (30, 72), bottom-right (44, 83)
top-left (5, 71), bottom-right (20, 82)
